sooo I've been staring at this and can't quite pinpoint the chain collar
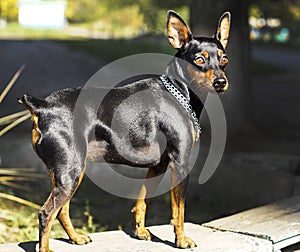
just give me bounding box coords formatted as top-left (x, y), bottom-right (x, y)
top-left (160, 74), bottom-right (201, 141)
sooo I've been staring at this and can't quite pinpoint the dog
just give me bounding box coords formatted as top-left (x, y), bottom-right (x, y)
top-left (19, 10), bottom-right (231, 252)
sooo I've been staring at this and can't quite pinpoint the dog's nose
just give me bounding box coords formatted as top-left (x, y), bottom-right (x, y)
top-left (213, 78), bottom-right (227, 89)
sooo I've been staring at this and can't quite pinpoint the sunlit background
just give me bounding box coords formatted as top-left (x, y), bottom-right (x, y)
top-left (0, 0), bottom-right (299, 42)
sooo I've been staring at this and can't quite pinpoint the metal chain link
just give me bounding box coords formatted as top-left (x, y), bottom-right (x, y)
top-left (160, 74), bottom-right (201, 141)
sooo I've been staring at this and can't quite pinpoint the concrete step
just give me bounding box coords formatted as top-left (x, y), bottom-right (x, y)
top-left (0, 222), bottom-right (272, 252)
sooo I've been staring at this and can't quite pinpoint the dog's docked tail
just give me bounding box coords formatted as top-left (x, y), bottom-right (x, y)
top-left (18, 94), bottom-right (47, 150)
top-left (18, 94), bottom-right (47, 114)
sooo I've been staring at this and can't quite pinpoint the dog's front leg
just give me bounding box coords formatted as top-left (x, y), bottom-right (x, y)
top-left (170, 162), bottom-right (196, 248)
top-left (132, 183), bottom-right (152, 240)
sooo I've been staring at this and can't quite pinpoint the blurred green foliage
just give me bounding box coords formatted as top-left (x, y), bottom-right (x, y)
top-left (249, 0), bottom-right (300, 24)
top-left (249, 0), bottom-right (300, 40)
top-left (0, 0), bottom-right (18, 21)
top-left (1, 0), bottom-right (188, 32)
top-left (65, 0), bottom-right (188, 33)
top-left (3, 0), bottom-right (300, 34)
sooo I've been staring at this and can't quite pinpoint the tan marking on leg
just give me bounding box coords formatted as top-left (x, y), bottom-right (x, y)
top-left (41, 161), bottom-right (90, 251)
top-left (49, 170), bottom-right (55, 189)
top-left (170, 162), bottom-right (181, 234)
top-left (58, 160), bottom-right (91, 244)
top-left (58, 200), bottom-right (91, 245)
top-left (170, 162), bottom-right (196, 248)
top-left (39, 193), bottom-right (60, 252)
top-left (132, 184), bottom-right (151, 240)
top-left (133, 161), bottom-right (168, 240)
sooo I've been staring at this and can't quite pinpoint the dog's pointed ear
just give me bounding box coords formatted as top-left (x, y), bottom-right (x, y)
top-left (214, 12), bottom-right (231, 49)
top-left (167, 10), bottom-right (192, 49)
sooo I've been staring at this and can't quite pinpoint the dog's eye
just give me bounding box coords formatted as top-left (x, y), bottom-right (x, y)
top-left (194, 56), bottom-right (205, 65)
top-left (221, 56), bottom-right (229, 66)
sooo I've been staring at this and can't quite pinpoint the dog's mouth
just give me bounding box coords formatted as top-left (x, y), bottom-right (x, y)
top-left (208, 84), bottom-right (228, 94)
top-left (214, 88), bottom-right (227, 94)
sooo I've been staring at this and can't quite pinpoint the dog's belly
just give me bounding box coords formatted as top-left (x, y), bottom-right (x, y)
top-left (86, 140), bottom-right (162, 167)
top-left (86, 140), bottom-right (108, 162)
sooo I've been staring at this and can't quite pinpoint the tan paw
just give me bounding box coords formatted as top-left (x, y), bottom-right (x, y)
top-left (176, 236), bottom-right (197, 249)
top-left (134, 227), bottom-right (152, 241)
top-left (70, 234), bottom-right (92, 245)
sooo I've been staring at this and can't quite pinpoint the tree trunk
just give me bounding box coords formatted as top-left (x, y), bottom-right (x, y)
top-left (190, 0), bottom-right (250, 138)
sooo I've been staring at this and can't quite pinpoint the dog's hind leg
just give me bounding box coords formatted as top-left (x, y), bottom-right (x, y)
top-left (58, 200), bottom-right (92, 245)
top-left (170, 162), bottom-right (196, 248)
top-left (57, 165), bottom-right (91, 245)
top-left (132, 156), bottom-right (169, 240)
top-left (39, 163), bottom-right (90, 252)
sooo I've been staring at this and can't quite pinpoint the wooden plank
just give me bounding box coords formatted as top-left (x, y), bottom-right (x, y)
top-left (203, 196), bottom-right (300, 249)
top-left (0, 223), bottom-right (272, 252)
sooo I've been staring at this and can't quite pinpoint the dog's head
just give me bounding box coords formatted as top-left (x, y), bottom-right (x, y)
top-left (167, 11), bottom-right (231, 93)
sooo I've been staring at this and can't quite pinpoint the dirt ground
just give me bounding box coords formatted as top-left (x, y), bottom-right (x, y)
top-left (1, 40), bottom-right (300, 244)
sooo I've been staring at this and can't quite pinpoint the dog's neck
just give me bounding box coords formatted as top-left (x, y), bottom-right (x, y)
top-left (164, 57), bottom-right (205, 120)
top-left (164, 57), bottom-right (190, 98)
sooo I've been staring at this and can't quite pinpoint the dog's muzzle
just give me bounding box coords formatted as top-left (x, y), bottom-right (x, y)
top-left (213, 78), bottom-right (227, 92)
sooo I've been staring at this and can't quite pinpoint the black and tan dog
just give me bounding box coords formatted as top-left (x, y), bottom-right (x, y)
top-left (19, 11), bottom-right (231, 252)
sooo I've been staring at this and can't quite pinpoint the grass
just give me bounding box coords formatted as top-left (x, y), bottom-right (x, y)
top-left (0, 190), bottom-right (105, 243)
top-left (0, 21), bottom-right (152, 41)
top-left (0, 65), bottom-right (30, 137)
top-left (0, 170), bottom-right (106, 244)
top-left (0, 196), bottom-right (48, 243)
top-left (0, 168), bottom-right (62, 244)
top-left (0, 22), bottom-right (71, 40)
